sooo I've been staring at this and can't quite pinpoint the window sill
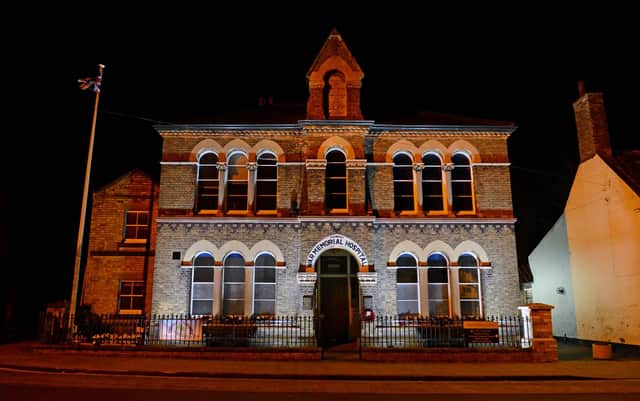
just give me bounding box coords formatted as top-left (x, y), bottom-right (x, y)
top-left (255, 210), bottom-right (277, 216)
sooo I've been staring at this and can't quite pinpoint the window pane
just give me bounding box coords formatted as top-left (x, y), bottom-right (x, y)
top-left (131, 297), bottom-right (145, 310)
top-left (200, 153), bottom-right (218, 164)
top-left (223, 300), bottom-right (244, 315)
top-left (422, 166), bottom-right (442, 181)
top-left (194, 254), bottom-right (214, 266)
top-left (256, 196), bottom-right (277, 210)
top-left (327, 179), bottom-right (347, 193)
top-left (326, 194), bottom-right (346, 209)
top-left (460, 301), bottom-right (480, 318)
top-left (422, 154), bottom-right (441, 165)
top-left (428, 268), bottom-right (448, 283)
top-left (121, 282), bottom-right (133, 294)
top-left (453, 196), bottom-right (473, 212)
top-left (257, 181), bottom-right (277, 194)
top-left (224, 267), bottom-right (244, 282)
top-left (193, 283), bottom-right (213, 299)
top-left (397, 284), bottom-right (418, 299)
top-left (133, 282), bottom-right (145, 294)
top-left (452, 153), bottom-right (470, 165)
top-left (199, 165), bottom-right (218, 179)
top-left (193, 267), bottom-right (214, 282)
top-left (125, 226), bottom-right (137, 239)
top-left (458, 254), bottom-right (478, 267)
top-left (393, 166), bottom-right (413, 181)
top-left (255, 254), bottom-right (275, 267)
top-left (192, 300), bottom-right (213, 315)
top-left (393, 154), bottom-right (412, 165)
top-left (428, 283), bottom-right (449, 299)
top-left (429, 301), bottom-right (449, 317)
top-left (255, 283), bottom-right (276, 299)
top-left (326, 151), bottom-right (345, 163)
top-left (325, 163), bottom-right (346, 177)
top-left (397, 300), bottom-right (419, 315)
top-left (458, 268), bottom-right (478, 283)
top-left (422, 181), bottom-right (442, 195)
top-left (397, 268), bottom-right (417, 283)
top-left (257, 165), bottom-right (277, 180)
top-left (452, 181), bottom-right (472, 196)
top-left (459, 284), bottom-right (479, 299)
top-left (424, 196), bottom-right (444, 211)
top-left (396, 255), bottom-right (416, 267)
top-left (427, 254), bottom-right (447, 267)
top-left (255, 267), bottom-right (276, 282)
top-left (224, 283), bottom-right (245, 299)
top-left (254, 300), bottom-right (275, 315)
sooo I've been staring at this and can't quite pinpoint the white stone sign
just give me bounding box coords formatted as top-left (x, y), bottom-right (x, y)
top-left (306, 234), bottom-right (369, 267)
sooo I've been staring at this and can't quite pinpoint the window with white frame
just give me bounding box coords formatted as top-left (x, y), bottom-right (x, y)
top-left (325, 149), bottom-right (347, 211)
top-left (422, 153), bottom-right (445, 212)
top-left (196, 152), bottom-right (219, 212)
top-left (226, 153), bottom-right (248, 211)
top-left (458, 253), bottom-right (481, 318)
top-left (118, 280), bottom-right (144, 314)
top-left (124, 210), bottom-right (149, 243)
top-left (427, 253), bottom-right (450, 317)
top-left (191, 253), bottom-right (215, 315)
top-left (256, 153), bottom-right (278, 212)
top-left (393, 153), bottom-right (415, 212)
top-left (253, 253), bottom-right (276, 315)
top-left (396, 254), bottom-right (419, 315)
top-left (223, 253), bottom-right (245, 315)
top-left (451, 152), bottom-right (473, 212)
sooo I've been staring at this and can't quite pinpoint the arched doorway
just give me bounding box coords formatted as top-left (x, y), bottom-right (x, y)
top-left (314, 249), bottom-right (360, 347)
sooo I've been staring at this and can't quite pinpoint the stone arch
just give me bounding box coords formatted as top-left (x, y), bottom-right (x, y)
top-left (424, 240), bottom-right (455, 262)
top-left (317, 136), bottom-right (356, 160)
top-left (385, 139), bottom-right (419, 163)
top-left (305, 234), bottom-right (369, 269)
top-left (249, 240), bottom-right (285, 264)
top-left (182, 240), bottom-right (218, 264)
top-left (223, 139), bottom-right (252, 157)
top-left (417, 140), bottom-right (448, 161)
top-left (447, 140), bottom-right (481, 163)
top-left (453, 240), bottom-right (489, 263)
top-left (219, 240), bottom-right (251, 262)
top-left (252, 139), bottom-right (286, 162)
top-left (190, 139), bottom-right (224, 162)
top-left (388, 240), bottom-right (427, 265)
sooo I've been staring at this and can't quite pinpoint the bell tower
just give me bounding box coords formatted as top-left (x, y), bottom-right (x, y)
top-left (306, 28), bottom-right (364, 120)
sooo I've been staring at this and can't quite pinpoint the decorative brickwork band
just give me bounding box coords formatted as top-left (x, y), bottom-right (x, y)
top-left (305, 159), bottom-right (327, 170)
top-left (346, 159), bottom-right (367, 169)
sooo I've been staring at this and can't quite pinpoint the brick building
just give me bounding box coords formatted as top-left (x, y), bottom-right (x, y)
top-left (81, 29), bottom-right (522, 347)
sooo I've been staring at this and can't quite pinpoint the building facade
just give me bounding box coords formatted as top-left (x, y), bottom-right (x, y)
top-left (529, 87), bottom-right (640, 345)
top-left (81, 30), bottom-right (522, 347)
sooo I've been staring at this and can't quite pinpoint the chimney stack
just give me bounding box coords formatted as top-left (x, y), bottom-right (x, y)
top-left (572, 82), bottom-right (612, 162)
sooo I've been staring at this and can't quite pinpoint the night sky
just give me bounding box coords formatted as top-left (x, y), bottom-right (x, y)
top-left (3, 2), bottom-right (638, 335)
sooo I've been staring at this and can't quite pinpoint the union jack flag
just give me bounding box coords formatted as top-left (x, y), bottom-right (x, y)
top-left (78, 75), bottom-right (102, 92)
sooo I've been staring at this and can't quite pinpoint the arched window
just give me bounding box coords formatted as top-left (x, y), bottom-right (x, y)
top-left (223, 253), bottom-right (245, 315)
top-left (393, 153), bottom-right (415, 212)
top-left (427, 253), bottom-right (450, 317)
top-left (325, 149), bottom-right (347, 211)
top-left (396, 254), bottom-right (419, 315)
top-left (226, 153), bottom-right (248, 211)
top-left (458, 253), bottom-right (481, 318)
top-left (422, 153), bottom-right (444, 212)
top-left (254, 253), bottom-right (276, 315)
top-left (451, 153), bottom-right (473, 212)
top-left (196, 152), bottom-right (219, 212)
top-left (256, 153), bottom-right (278, 211)
top-left (191, 253), bottom-right (214, 315)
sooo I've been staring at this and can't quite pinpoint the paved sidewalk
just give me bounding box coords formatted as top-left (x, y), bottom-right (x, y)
top-left (1, 341), bottom-right (640, 381)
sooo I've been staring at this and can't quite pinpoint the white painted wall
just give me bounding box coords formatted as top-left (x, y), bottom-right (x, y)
top-left (565, 155), bottom-right (640, 345)
top-left (529, 215), bottom-right (577, 338)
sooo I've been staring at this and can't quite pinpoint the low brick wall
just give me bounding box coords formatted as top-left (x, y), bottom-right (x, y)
top-left (361, 347), bottom-right (534, 362)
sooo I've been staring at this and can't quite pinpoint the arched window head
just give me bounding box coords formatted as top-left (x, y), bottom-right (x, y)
top-left (323, 70), bottom-right (347, 119)
top-left (325, 149), bottom-right (347, 211)
top-left (422, 153), bottom-right (444, 212)
top-left (396, 254), bottom-right (418, 316)
top-left (427, 253), bottom-right (449, 317)
top-left (256, 153), bottom-right (278, 212)
top-left (451, 152), bottom-right (473, 212)
top-left (226, 153), bottom-right (248, 211)
top-left (191, 252), bottom-right (215, 315)
top-left (254, 253), bottom-right (276, 315)
top-left (223, 253), bottom-right (245, 316)
top-left (458, 253), bottom-right (481, 318)
top-left (197, 152), bottom-right (219, 212)
top-left (393, 153), bottom-right (415, 212)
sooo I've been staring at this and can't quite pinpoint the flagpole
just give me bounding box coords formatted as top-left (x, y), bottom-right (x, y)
top-left (69, 64), bottom-right (105, 334)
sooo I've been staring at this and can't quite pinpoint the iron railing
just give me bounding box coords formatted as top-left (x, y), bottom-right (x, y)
top-left (39, 312), bottom-right (530, 349)
top-left (360, 315), bottom-right (530, 349)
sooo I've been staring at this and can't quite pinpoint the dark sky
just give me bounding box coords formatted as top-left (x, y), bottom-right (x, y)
top-left (3, 2), bottom-right (639, 324)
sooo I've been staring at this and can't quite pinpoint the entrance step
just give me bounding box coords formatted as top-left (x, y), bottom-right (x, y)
top-left (323, 341), bottom-right (360, 360)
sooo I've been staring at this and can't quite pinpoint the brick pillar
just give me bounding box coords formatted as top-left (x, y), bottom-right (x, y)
top-left (305, 159), bottom-right (326, 214)
top-left (527, 303), bottom-right (558, 362)
top-left (347, 159), bottom-right (367, 215)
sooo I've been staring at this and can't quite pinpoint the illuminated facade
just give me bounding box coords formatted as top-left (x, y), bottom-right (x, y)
top-left (529, 89), bottom-right (640, 345)
top-left (81, 29), bottom-right (522, 346)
